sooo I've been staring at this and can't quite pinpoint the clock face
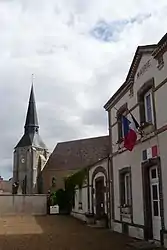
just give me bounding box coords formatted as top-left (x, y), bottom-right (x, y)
top-left (21, 158), bottom-right (25, 163)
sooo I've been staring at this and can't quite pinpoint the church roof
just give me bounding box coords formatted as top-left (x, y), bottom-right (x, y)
top-left (43, 135), bottom-right (109, 171)
top-left (15, 133), bottom-right (47, 149)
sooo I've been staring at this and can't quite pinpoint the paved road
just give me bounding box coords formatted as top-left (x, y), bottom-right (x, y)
top-left (0, 215), bottom-right (135, 250)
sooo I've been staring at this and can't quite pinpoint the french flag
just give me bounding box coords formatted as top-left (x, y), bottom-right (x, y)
top-left (122, 114), bottom-right (139, 151)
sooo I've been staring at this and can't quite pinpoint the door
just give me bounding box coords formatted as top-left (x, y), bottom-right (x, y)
top-left (149, 166), bottom-right (161, 241)
top-left (95, 177), bottom-right (105, 218)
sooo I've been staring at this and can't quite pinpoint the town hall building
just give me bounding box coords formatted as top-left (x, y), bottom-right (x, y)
top-left (104, 32), bottom-right (167, 246)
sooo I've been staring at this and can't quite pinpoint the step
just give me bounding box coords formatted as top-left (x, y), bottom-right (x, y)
top-left (127, 240), bottom-right (161, 250)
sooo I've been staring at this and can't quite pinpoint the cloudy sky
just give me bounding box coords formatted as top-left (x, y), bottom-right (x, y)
top-left (0, 0), bottom-right (167, 179)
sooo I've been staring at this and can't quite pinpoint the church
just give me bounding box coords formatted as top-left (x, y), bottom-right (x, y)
top-left (13, 85), bottom-right (49, 194)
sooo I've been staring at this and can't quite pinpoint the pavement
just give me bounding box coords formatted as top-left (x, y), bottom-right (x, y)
top-left (0, 215), bottom-right (163, 250)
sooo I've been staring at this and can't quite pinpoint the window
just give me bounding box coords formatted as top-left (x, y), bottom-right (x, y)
top-left (137, 79), bottom-right (154, 126)
top-left (120, 168), bottom-right (132, 207)
top-left (150, 167), bottom-right (160, 217)
top-left (151, 168), bottom-right (157, 179)
top-left (117, 104), bottom-right (128, 142)
top-left (144, 90), bottom-right (153, 124)
top-left (124, 173), bottom-right (131, 206)
top-left (117, 114), bottom-right (124, 140)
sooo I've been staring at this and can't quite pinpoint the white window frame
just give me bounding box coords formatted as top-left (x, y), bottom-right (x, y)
top-left (124, 173), bottom-right (131, 206)
top-left (144, 89), bottom-right (154, 124)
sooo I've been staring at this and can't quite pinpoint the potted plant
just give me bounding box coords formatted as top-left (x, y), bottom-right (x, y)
top-left (120, 204), bottom-right (131, 214)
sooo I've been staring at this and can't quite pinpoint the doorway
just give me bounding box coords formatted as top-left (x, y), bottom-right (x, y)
top-left (142, 160), bottom-right (162, 241)
top-left (95, 177), bottom-right (105, 218)
top-left (149, 166), bottom-right (161, 241)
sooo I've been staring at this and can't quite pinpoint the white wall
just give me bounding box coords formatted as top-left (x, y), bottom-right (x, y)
top-left (157, 132), bottom-right (167, 229)
top-left (155, 80), bottom-right (167, 129)
top-left (0, 194), bottom-right (47, 216)
top-left (71, 186), bottom-right (88, 222)
top-left (108, 44), bottom-right (167, 241)
top-left (112, 136), bottom-right (158, 226)
top-left (71, 159), bottom-right (110, 222)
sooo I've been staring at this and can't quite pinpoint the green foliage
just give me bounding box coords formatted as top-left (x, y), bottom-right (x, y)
top-left (51, 168), bottom-right (88, 213)
top-left (64, 168), bottom-right (87, 211)
top-left (65, 168), bottom-right (87, 189)
top-left (50, 191), bottom-right (57, 205)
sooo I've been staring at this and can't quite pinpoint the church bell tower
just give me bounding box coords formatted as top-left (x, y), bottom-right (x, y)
top-left (13, 85), bottom-right (49, 194)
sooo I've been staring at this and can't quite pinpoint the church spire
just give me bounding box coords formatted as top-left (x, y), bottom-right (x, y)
top-left (24, 84), bottom-right (39, 134)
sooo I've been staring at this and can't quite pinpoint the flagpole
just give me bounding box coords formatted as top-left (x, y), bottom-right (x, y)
top-left (113, 106), bottom-right (128, 118)
top-left (113, 106), bottom-right (142, 136)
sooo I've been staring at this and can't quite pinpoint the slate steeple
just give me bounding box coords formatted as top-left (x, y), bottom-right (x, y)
top-left (24, 84), bottom-right (39, 134)
top-left (15, 85), bottom-right (47, 149)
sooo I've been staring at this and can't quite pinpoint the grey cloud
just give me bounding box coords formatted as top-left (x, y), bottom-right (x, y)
top-left (35, 76), bottom-right (78, 108)
top-left (81, 108), bottom-right (107, 128)
top-left (0, 158), bottom-right (13, 179)
top-left (42, 118), bottom-right (82, 145)
top-left (37, 45), bottom-right (68, 55)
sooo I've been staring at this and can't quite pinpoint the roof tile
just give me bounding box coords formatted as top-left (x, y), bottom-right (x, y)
top-left (44, 135), bottom-right (109, 171)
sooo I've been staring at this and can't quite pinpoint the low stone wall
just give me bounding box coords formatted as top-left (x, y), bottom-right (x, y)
top-left (0, 194), bottom-right (47, 216)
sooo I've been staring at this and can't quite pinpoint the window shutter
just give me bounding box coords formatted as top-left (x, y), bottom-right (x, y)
top-left (120, 174), bottom-right (125, 205)
top-left (117, 117), bottom-right (122, 141)
top-left (139, 98), bottom-right (145, 125)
